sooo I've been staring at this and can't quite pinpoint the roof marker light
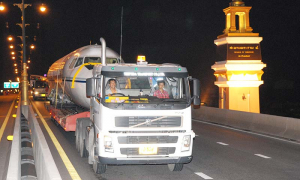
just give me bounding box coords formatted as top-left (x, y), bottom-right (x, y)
top-left (178, 68), bottom-right (181, 71)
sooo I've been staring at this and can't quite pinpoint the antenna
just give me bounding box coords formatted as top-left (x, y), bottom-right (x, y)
top-left (119, 6), bottom-right (123, 62)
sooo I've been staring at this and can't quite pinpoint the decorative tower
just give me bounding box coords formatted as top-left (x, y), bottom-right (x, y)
top-left (211, 0), bottom-right (266, 113)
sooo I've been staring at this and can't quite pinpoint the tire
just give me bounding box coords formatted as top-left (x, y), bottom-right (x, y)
top-left (93, 160), bottom-right (107, 174)
top-left (80, 139), bottom-right (88, 158)
top-left (77, 118), bottom-right (90, 157)
top-left (168, 163), bottom-right (184, 172)
top-left (75, 119), bottom-right (81, 152)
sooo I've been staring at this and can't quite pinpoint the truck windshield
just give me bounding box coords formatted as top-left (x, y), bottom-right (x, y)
top-left (102, 75), bottom-right (189, 104)
top-left (35, 81), bottom-right (47, 88)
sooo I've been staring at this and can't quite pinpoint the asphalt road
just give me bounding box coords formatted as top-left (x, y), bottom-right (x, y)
top-left (31, 99), bottom-right (300, 180)
top-left (0, 94), bottom-right (18, 180)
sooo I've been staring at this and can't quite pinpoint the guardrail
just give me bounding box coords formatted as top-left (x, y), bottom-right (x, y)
top-left (6, 102), bottom-right (62, 180)
top-left (192, 106), bottom-right (300, 142)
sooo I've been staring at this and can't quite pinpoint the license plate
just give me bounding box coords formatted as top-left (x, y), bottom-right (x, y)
top-left (139, 146), bottom-right (157, 155)
top-left (41, 94), bottom-right (46, 97)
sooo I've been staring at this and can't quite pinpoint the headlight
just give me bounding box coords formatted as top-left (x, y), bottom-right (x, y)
top-left (34, 91), bottom-right (39, 95)
top-left (104, 136), bottom-right (114, 153)
top-left (181, 135), bottom-right (191, 152)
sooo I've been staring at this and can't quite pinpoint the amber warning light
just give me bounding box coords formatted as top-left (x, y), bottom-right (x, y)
top-left (137, 55), bottom-right (147, 65)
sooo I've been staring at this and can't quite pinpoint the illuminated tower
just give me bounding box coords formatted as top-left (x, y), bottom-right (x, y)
top-left (211, 0), bottom-right (266, 113)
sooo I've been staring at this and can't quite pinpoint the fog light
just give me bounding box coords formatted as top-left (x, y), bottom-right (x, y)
top-left (181, 135), bottom-right (191, 152)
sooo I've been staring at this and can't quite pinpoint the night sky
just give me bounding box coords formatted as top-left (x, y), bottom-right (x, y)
top-left (1, 0), bottom-right (300, 117)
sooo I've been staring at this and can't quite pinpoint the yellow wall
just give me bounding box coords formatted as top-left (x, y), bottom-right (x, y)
top-left (219, 87), bottom-right (260, 113)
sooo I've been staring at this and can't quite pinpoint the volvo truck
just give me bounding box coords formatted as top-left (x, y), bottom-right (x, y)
top-left (46, 38), bottom-right (200, 174)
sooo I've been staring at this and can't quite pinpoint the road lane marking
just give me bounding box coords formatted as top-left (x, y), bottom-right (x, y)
top-left (192, 119), bottom-right (300, 145)
top-left (255, 154), bottom-right (271, 159)
top-left (195, 172), bottom-right (213, 179)
top-left (217, 142), bottom-right (229, 146)
top-left (31, 100), bottom-right (82, 180)
top-left (0, 99), bottom-right (15, 142)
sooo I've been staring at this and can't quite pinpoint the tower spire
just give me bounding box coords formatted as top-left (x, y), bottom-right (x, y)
top-left (230, 0), bottom-right (245, 7)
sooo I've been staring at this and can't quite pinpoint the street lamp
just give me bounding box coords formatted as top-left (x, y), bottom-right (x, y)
top-left (7, 36), bottom-right (13, 41)
top-left (9, 45), bottom-right (14, 49)
top-left (30, 44), bottom-right (35, 49)
top-left (11, 51), bottom-right (15, 55)
top-left (12, 56), bottom-right (16, 60)
top-left (39, 4), bottom-right (46, 12)
top-left (0, 2), bottom-right (5, 11)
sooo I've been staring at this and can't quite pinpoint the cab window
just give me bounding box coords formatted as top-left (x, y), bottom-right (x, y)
top-left (84, 57), bottom-right (101, 63)
top-left (69, 58), bottom-right (77, 69)
top-left (74, 58), bottom-right (84, 68)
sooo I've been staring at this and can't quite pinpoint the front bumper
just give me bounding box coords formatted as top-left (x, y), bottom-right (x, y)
top-left (98, 155), bottom-right (193, 165)
top-left (33, 93), bottom-right (47, 98)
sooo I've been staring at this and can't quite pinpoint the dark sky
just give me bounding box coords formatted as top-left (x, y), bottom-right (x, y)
top-left (1, 0), bottom-right (300, 114)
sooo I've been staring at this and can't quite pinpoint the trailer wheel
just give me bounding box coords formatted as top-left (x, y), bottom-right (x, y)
top-left (168, 163), bottom-right (184, 172)
top-left (93, 160), bottom-right (107, 174)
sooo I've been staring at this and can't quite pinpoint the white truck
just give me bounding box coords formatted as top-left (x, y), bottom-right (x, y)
top-left (30, 75), bottom-right (48, 100)
top-left (46, 38), bottom-right (200, 174)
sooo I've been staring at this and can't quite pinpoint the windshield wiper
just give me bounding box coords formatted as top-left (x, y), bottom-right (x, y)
top-left (129, 116), bottom-right (168, 128)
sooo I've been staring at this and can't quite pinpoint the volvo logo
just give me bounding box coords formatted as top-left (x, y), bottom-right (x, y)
top-left (138, 104), bottom-right (146, 108)
top-left (145, 119), bottom-right (152, 126)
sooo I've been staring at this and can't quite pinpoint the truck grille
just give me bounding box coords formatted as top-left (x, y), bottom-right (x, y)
top-left (120, 147), bottom-right (176, 156)
top-left (118, 136), bottom-right (178, 144)
top-left (115, 116), bottom-right (181, 128)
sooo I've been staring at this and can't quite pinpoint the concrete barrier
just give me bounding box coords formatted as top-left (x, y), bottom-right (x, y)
top-left (192, 106), bottom-right (300, 142)
top-left (6, 101), bottom-right (21, 180)
top-left (6, 101), bottom-right (61, 180)
top-left (27, 105), bottom-right (62, 180)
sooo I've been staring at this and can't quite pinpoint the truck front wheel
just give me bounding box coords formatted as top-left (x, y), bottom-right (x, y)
top-left (168, 163), bottom-right (183, 171)
top-left (93, 160), bottom-right (107, 174)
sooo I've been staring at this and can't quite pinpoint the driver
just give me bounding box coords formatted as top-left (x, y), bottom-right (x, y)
top-left (153, 81), bottom-right (169, 99)
top-left (106, 79), bottom-right (122, 96)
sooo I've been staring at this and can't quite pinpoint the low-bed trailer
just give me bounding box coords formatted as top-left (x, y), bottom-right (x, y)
top-left (46, 103), bottom-right (89, 131)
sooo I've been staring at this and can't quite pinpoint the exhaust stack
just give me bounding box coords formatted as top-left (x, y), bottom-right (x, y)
top-left (100, 38), bottom-right (106, 66)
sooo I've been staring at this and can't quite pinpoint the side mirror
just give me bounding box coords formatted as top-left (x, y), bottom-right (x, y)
top-left (192, 78), bottom-right (201, 108)
top-left (86, 78), bottom-right (96, 97)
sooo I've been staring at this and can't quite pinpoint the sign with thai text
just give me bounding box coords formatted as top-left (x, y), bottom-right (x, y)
top-left (216, 44), bottom-right (262, 61)
top-left (227, 44), bottom-right (262, 60)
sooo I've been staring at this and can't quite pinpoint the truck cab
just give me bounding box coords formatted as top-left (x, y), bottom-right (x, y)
top-left (30, 75), bottom-right (48, 100)
top-left (83, 58), bottom-right (200, 173)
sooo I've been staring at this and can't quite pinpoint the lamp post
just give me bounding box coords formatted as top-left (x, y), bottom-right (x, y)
top-left (13, 0), bottom-right (31, 105)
